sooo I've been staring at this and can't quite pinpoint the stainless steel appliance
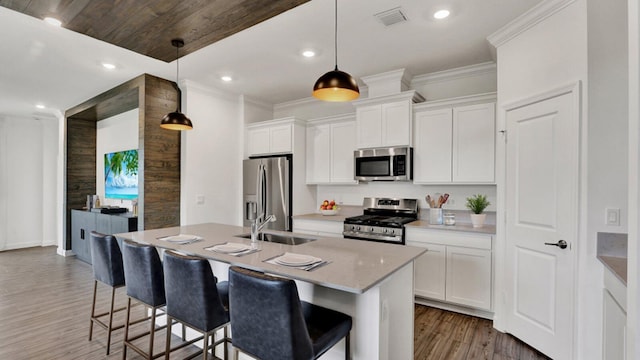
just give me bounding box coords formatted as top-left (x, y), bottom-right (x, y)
top-left (243, 154), bottom-right (292, 232)
top-left (354, 146), bottom-right (412, 181)
top-left (343, 197), bottom-right (419, 244)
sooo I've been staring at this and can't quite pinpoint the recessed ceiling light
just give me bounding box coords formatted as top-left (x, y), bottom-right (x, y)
top-left (221, 76), bottom-right (232, 82)
top-left (302, 50), bottom-right (316, 58)
top-left (35, 104), bottom-right (45, 109)
top-left (433, 9), bottom-right (450, 20)
top-left (101, 62), bottom-right (116, 70)
top-left (43, 17), bottom-right (62, 27)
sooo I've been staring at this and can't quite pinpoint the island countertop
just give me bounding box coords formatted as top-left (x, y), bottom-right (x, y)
top-left (114, 222), bottom-right (426, 294)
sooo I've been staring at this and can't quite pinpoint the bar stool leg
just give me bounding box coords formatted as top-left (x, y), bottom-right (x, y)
top-left (202, 332), bottom-right (210, 360)
top-left (148, 307), bottom-right (157, 360)
top-left (345, 332), bottom-right (351, 360)
top-left (106, 286), bottom-right (117, 355)
top-left (224, 326), bottom-right (229, 360)
top-left (165, 315), bottom-right (172, 360)
top-left (89, 280), bottom-right (98, 341)
top-left (122, 297), bottom-right (132, 360)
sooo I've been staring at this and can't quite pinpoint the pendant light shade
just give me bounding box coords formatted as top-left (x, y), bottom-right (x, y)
top-left (312, 0), bottom-right (359, 102)
top-left (161, 39), bottom-right (193, 130)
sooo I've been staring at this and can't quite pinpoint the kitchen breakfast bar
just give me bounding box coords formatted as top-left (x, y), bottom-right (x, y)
top-left (115, 222), bottom-right (426, 360)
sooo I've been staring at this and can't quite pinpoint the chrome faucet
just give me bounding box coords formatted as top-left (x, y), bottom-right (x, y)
top-left (251, 214), bottom-right (276, 242)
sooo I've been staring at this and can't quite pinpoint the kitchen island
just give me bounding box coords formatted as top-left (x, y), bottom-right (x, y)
top-left (115, 222), bottom-right (425, 360)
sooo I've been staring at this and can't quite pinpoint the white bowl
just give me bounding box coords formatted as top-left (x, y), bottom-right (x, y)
top-left (320, 209), bottom-right (338, 216)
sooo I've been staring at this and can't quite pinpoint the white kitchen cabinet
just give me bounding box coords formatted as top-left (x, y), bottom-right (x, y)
top-left (452, 103), bottom-right (495, 183)
top-left (293, 218), bottom-right (343, 238)
top-left (306, 115), bottom-right (357, 184)
top-left (406, 226), bottom-right (493, 313)
top-left (602, 266), bottom-right (627, 360)
top-left (407, 241), bottom-right (445, 301)
top-left (246, 117), bottom-right (300, 157)
top-left (413, 93), bottom-right (496, 184)
top-left (445, 246), bottom-right (492, 309)
top-left (413, 108), bottom-right (453, 183)
top-left (353, 91), bottom-right (422, 149)
top-left (603, 289), bottom-right (626, 360)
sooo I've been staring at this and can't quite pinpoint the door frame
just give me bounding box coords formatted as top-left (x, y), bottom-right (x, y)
top-left (494, 81), bottom-right (583, 358)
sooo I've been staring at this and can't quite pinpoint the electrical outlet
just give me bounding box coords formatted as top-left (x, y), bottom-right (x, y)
top-left (605, 208), bottom-right (620, 226)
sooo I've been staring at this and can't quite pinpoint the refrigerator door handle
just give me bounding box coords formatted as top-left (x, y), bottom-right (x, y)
top-left (277, 158), bottom-right (289, 231)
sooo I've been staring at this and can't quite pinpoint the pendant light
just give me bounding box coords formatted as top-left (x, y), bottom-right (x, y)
top-left (312, 0), bottom-right (360, 102)
top-left (160, 39), bottom-right (193, 130)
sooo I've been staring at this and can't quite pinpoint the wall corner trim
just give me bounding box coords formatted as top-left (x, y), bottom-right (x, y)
top-left (487, 0), bottom-right (577, 48)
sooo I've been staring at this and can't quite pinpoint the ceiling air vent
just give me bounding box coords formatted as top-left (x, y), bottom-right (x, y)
top-left (374, 7), bottom-right (408, 27)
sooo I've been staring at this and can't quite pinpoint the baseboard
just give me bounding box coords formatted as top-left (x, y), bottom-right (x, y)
top-left (415, 297), bottom-right (494, 320)
top-left (57, 247), bottom-right (75, 257)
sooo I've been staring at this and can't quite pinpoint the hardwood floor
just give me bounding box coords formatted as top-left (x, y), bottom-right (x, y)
top-left (414, 305), bottom-right (550, 360)
top-left (0, 246), bottom-right (550, 359)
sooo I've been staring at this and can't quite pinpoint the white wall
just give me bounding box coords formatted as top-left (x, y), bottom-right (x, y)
top-left (491, 0), bottom-right (598, 358)
top-left (0, 116), bottom-right (58, 250)
top-left (317, 183), bottom-right (496, 213)
top-left (96, 108), bottom-right (139, 210)
top-left (181, 81), bottom-right (245, 226)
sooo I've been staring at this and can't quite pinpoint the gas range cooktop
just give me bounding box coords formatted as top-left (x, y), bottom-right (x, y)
top-left (343, 215), bottom-right (416, 228)
top-left (342, 197), bottom-right (419, 244)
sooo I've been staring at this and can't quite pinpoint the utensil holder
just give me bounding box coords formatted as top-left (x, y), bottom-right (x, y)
top-left (429, 208), bottom-right (443, 225)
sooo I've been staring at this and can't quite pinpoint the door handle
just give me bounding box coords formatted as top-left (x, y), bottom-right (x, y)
top-left (544, 240), bottom-right (568, 249)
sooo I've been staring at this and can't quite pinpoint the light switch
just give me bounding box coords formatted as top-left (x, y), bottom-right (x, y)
top-left (196, 195), bottom-right (205, 205)
top-left (605, 208), bottom-right (620, 226)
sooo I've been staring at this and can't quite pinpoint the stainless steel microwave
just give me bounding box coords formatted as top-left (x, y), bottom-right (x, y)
top-left (354, 147), bottom-right (412, 181)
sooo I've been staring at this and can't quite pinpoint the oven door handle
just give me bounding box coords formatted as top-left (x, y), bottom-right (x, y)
top-left (342, 231), bottom-right (403, 243)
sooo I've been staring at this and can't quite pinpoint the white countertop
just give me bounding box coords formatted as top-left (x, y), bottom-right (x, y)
top-left (115, 222), bottom-right (426, 294)
top-left (406, 220), bottom-right (496, 235)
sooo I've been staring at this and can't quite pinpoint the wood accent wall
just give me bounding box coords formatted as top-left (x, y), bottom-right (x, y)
top-left (140, 75), bottom-right (181, 230)
top-left (64, 74), bottom-right (180, 249)
top-left (65, 119), bottom-right (97, 249)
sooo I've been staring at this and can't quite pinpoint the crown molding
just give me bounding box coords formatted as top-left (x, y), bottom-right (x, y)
top-left (487, 0), bottom-right (576, 48)
top-left (273, 86), bottom-right (370, 112)
top-left (240, 94), bottom-right (273, 113)
top-left (305, 112), bottom-right (356, 125)
top-left (411, 62), bottom-right (496, 86)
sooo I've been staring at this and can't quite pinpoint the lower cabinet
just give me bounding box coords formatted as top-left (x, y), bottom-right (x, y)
top-left (603, 289), bottom-right (626, 360)
top-left (602, 266), bottom-right (627, 360)
top-left (406, 227), bottom-right (493, 312)
top-left (293, 218), bottom-right (343, 238)
top-left (71, 209), bottom-right (138, 264)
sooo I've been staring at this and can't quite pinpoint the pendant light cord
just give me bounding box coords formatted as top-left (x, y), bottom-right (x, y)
top-left (334, 0), bottom-right (338, 71)
top-left (176, 44), bottom-right (180, 85)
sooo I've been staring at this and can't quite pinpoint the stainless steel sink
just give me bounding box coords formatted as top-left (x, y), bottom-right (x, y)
top-left (234, 232), bottom-right (316, 245)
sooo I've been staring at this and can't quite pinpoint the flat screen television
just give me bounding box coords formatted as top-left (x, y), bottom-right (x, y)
top-left (104, 149), bottom-right (139, 200)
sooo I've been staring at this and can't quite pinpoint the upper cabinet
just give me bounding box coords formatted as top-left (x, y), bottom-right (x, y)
top-left (246, 117), bottom-right (303, 157)
top-left (413, 93), bottom-right (496, 184)
top-left (353, 91), bottom-right (424, 149)
top-left (306, 114), bottom-right (357, 185)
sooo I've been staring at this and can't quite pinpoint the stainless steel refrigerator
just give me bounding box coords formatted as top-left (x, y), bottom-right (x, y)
top-left (242, 154), bottom-right (292, 231)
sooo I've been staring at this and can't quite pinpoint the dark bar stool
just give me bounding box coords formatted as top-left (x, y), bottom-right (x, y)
top-left (228, 266), bottom-right (352, 360)
top-left (162, 250), bottom-right (230, 360)
top-left (88, 231), bottom-right (126, 355)
top-left (121, 240), bottom-right (169, 359)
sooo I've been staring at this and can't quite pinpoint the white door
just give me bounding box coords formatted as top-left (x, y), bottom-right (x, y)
top-left (505, 88), bottom-right (579, 360)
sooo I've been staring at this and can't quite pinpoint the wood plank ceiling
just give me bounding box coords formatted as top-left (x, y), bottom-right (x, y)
top-left (0, 0), bottom-right (310, 62)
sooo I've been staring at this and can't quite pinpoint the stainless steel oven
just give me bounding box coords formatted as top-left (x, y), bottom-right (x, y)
top-left (343, 198), bottom-right (419, 245)
top-left (354, 147), bottom-right (412, 181)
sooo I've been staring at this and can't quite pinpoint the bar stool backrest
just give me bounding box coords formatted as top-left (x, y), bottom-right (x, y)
top-left (228, 266), bottom-right (314, 360)
top-left (122, 239), bottom-right (166, 307)
top-left (163, 250), bottom-right (229, 332)
top-left (89, 231), bottom-right (125, 287)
